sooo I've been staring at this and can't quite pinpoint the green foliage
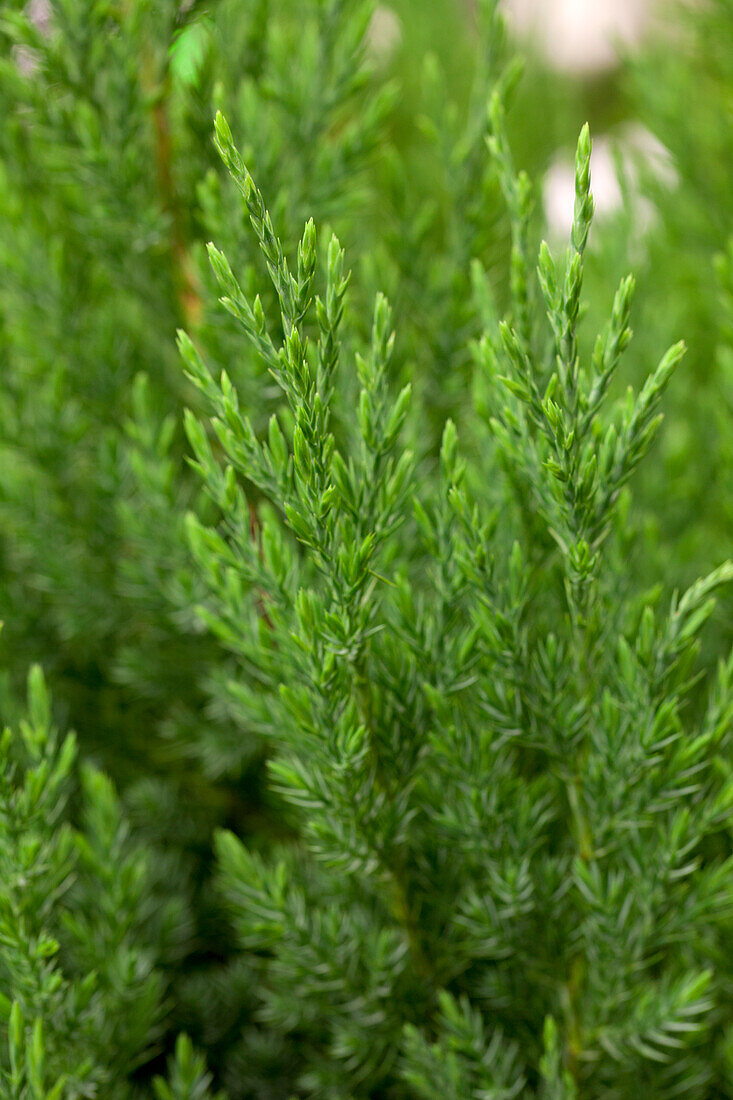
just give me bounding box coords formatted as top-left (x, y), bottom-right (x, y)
top-left (0, 0), bottom-right (421, 1075)
top-left (182, 87), bottom-right (733, 1094)
top-left (0, 0), bottom-right (731, 1097)
top-left (585, 0), bottom-right (733, 597)
top-left (0, 663), bottom-right (164, 1095)
top-left (153, 1034), bottom-right (224, 1100)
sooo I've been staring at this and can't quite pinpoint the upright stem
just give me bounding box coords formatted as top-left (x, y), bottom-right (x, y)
top-left (352, 656), bottom-right (433, 984)
top-left (563, 580), bottom-right (596, 1093)
top-left (140, 46), bottom-right (201, 327)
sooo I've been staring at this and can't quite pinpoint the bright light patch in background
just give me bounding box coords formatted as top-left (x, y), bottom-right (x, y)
top-left (366, 6), bottom-right (402, 64)
top-left (503, 0), bottom-right (650, 72)
top-left (543, 125), bottom-right (677, 240)
top-left (14, 0), bottom-right (51, 74)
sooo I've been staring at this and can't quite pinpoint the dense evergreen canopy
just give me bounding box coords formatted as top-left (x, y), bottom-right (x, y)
top-left (0, 1), bottom-right (731, 1096)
